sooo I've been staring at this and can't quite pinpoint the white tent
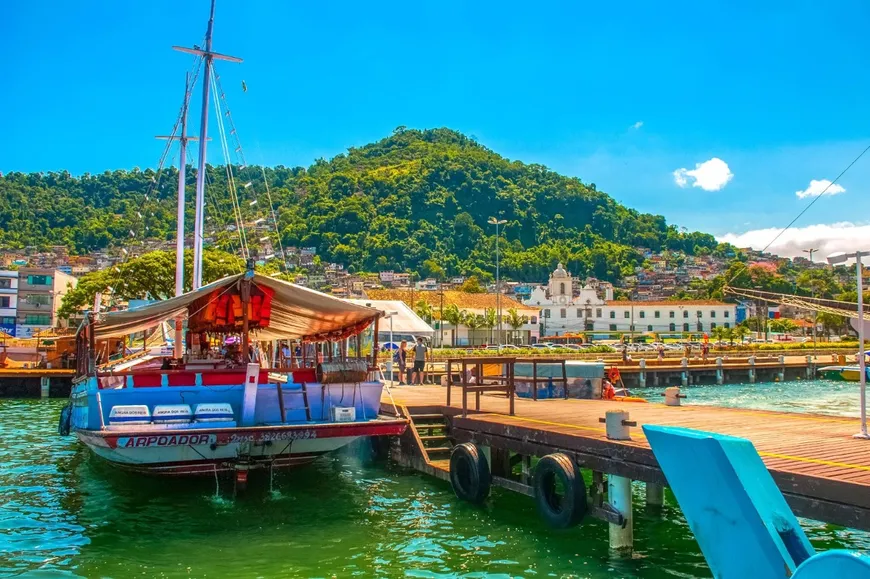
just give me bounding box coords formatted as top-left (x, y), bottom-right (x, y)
top-left (347, 299), bottom-right (434, 339)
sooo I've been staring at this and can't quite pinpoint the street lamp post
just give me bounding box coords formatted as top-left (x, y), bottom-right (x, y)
top-left (488, 217), bottom-right (507, 349)
top-left (828, 251), bottom-right (870, 439)
top-left (804, 248), bottom-right (819, 357)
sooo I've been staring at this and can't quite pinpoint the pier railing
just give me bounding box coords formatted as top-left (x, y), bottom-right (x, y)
top-left (445, 357), bottom-right (516, 417)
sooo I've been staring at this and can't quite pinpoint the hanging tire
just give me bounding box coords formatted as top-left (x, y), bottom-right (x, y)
top-left (58, 405), bottom-right (72, 436)
top-left (449, 443), bottom-right (491, 504)
top-left (534, 453), bottom-right (587, 528)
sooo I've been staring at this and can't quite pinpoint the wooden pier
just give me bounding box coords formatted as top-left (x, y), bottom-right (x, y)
top-left (0, 368), bottom-right (74, 398)
top-left (382, 382), bottom-right (870, 532)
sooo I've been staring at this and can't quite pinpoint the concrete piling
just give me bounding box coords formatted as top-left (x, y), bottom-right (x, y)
top-left (638, 359), bottom-right (647, 388)
top-left (680, 357), bottom-right (688, 387)
top-left (603, 410), bottom-right (634, 557)
top-left (715, 357), bottom-right (724, 385)
top-left (749, 356), bottom-right (756, 384)
top-left (645, 482), bottom-right (664, 507)
top-left (40, 377), bottom-right (50, 398)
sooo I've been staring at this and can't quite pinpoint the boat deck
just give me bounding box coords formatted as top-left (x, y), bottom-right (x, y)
top-left (383, 384), bottom-right (870, 530)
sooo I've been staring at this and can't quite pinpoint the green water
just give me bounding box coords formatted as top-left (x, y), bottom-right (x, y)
top-left (2, 382), bottom-right (869, 578)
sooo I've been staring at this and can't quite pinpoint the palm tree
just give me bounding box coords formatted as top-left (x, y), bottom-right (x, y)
top-left (465, 313), bottom-right (484, 346)
top-left (505, 307), bottom-right (528, 345)
top-left (414, 300), bottom-right (433, 324)
top-left (483, 308), bottom-right (497, 343)
top-left (442, 304), bottom-right (464, 347)
top-left (732, 324), bottom-right (750, 344)
top-left (711, 326), bottom-right (726, 343)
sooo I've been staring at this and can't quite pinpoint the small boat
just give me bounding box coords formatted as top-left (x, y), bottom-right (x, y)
top-left (59, 270), bottom-right (406, 478)
top-left (817, 365), bottom-right (870, 382)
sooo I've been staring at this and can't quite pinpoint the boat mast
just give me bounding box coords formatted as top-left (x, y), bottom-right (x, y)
top-left (156, 74), bottom-right (198, 358)
top-left (173, 0), bottom-right (242, 290)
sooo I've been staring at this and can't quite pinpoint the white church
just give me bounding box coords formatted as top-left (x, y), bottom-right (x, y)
top-left (525, 264), bottom-right (736, 337)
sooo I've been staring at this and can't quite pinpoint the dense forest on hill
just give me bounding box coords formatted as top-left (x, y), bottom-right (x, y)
top-left (0, 127), bottom-right (733, 283)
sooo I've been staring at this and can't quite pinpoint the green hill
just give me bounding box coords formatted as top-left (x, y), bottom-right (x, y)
top-left (0, 127), bottom-right (729, 282)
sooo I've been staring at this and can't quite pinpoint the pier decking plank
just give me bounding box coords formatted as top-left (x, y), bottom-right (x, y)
top-left (384, 385), bottom-right (870, 530)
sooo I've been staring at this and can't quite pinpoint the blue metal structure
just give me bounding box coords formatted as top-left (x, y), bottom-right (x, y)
top-left (643, 424), bottom-right (870, 578)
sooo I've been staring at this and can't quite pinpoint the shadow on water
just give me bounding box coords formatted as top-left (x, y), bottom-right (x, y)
top-left (2, 396), bottom-right (868, 578)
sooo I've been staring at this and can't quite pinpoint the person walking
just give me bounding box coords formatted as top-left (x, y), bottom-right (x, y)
top-left (396, 341), bottom-right (408, 385)
top-left (412, 337), bottom-right (428, 385)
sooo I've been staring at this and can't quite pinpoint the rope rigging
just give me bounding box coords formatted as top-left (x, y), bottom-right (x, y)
top-left (723, 285), bottom-right (870, 321)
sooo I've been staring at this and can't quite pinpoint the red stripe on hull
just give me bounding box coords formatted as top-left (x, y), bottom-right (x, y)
top-left (109, 452), bottom-right (327, 476)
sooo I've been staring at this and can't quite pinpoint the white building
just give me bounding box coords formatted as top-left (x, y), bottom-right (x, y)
top-left (526, 264), bottom-right (736, 337)
top-left (0, 270), bottom-right (18, 337)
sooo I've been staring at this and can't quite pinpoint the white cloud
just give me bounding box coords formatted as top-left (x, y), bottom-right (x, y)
top-left (631, 121), bottom-right (643, 130)
top-left (795, 179), bottom-right (846, 199)
top-left (673, 158), bottom-right (733, 191)
top-left (718, 222), bottom-right (870, 259)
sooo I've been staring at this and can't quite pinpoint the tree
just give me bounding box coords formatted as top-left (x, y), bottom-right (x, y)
top-left (441, 304), bottom-right (465, 347)
top-left (459, 276), bottom-right (486, 293)
top-left (482, 308), bottom-right (496, 343)
top-left (504, 307), bottom-right (528, 344)
top-left (57, 249), bottom-right (243, 319)
top-left (414, 300), bottom-right (433, 324)
top-left (817, 311), bottom-right (847, 337)
top-left (732, 324), bottom-right (750, 344)
top-left (711, 326), bottom-right (727, 342)
top-left (769, 318), bottom-right (798, 334)
top-left (464, 313), bottom-right (484, 346)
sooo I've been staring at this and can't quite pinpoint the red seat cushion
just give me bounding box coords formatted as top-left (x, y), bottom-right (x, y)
top-left (201, 372), bottom-right (244, 386)
top-left (132, 374), bottom-right (162, 388)
top-left (168, 372), bottom-right (197, 387)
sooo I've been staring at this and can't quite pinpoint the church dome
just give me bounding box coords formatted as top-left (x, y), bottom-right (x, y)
top-left (552, 263), bottom-right (568, 278)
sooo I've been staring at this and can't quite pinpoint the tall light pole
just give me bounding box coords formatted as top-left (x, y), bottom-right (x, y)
top-left (828, 251), bottom-right (870, 439)
top-left (803, 247), bottom-right (819, 357)
top-left (488, 217), bottom-right (507, 349)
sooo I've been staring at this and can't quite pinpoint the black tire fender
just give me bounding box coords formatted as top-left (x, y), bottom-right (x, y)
top-left (449, 443), bottom-right (491, 504)
top-left (534, 453), bottom-right (587, 528)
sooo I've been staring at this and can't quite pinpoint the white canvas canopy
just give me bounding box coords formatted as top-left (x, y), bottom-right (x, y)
top-left (347, 299), bottom-right (435, 338)
top-left (91, 274), bottom-right (381, 341)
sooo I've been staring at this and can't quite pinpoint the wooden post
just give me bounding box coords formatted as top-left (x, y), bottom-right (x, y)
top-left (562, 359), bottom-right (568, 399)
top-left (241, 279), bottom-right (251, 364)
top-left (532, 360), bottom-right (538, 401)
top-left (372, 316), bottom-right (380, 370)
top-left (88, 313), bottom-right (96, 375)
top-left (508, 359), bottom-right (515, 416)
top-left (475, 362), bottom-right (482, 411)
top-left (276, 379), bottom-right (286, 423)
top-left (446, 360), bottom-right (453, 405)
top-left (461, 360), bottom-right (468, 417)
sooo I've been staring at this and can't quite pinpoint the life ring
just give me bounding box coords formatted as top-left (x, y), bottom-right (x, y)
top-left (533, 453), bottom-right (588, 528)
top-left (608, 367), bottom-right (621, 383)
top-left (449, 443), bottom-right (491, 504)
top-left (58, 404), bottom-right (71, 436)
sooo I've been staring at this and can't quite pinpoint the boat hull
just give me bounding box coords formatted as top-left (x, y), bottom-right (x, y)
top-left (818, 366), bottom-right (869, 382)
top-left (75, 419), bottom-right (406, 476)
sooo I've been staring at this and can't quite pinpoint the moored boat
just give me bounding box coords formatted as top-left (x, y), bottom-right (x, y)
top-left (60, 270), bottom-right (406, 478)
top-left (817, 365), bottom-right (870, 382)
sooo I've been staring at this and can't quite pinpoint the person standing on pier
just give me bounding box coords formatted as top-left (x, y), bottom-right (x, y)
top-left (412, 337), bottom-right (428, 385)
top-left (396, 341), bottom-right (408, 385)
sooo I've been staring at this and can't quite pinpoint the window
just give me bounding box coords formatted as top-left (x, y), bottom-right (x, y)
top-left (683, 323), bottom-right (690, 332)
top-left (530, 316), bottom-right (537, 324)
top-left (654, 311), bottom-right (660, 318)
top-left (697, 322), bottom-right (703, 331)
top-left (24, 314), bottom-right (50, 325)
top-left (610, 311), bottom-right (616, 319)
top-left (724, 322), bottom-right (730, 329)
top-left (710, 311), bottom-right (716, 318)
top-left (609, 324), bottom-right (617, 331)
top-left (544, 309), bottom-right (551, 318)
top-left (560, 308), bottom-right (566, 319)
top-left (0, 279), bottom-right (10, 289)
top-left (577, 308), bottom-right (582, 318)
top-left (647, 325), bottom-right (653, 332)
top-left (669, 311), bottom-right (675, 318)
top-left (724, 311), bottom-right (730, 319)
top-left (630, 324), bottom-right (635, 331)
top-left (669, 323), bottom-right (676, 332)
top-left (596, 308), bottom-right (602, 318)
top-left (0, 297), bottom-right (8, 308)
top-left (559, 282), bottom-right (566, 295)
top-left (0, 316), bottom-right (14, 325)
top-left (683, 310), bottom-right (689, 318)
top-left (711, 322), bottom-right (717, 329)
top-left (26, 294), bottom-right (50, 306)
top-left (696, 310), bottom-right (702, 318)
top-left (624, 311), bottom-right (630, 319)
top-left (639, 311), bottom-right (646, 319)
top-left (27, 275), bottom-right (51, 285)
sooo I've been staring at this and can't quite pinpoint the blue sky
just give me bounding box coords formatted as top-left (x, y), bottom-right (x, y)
top-left (3, 0), bottom-right (870, 256)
